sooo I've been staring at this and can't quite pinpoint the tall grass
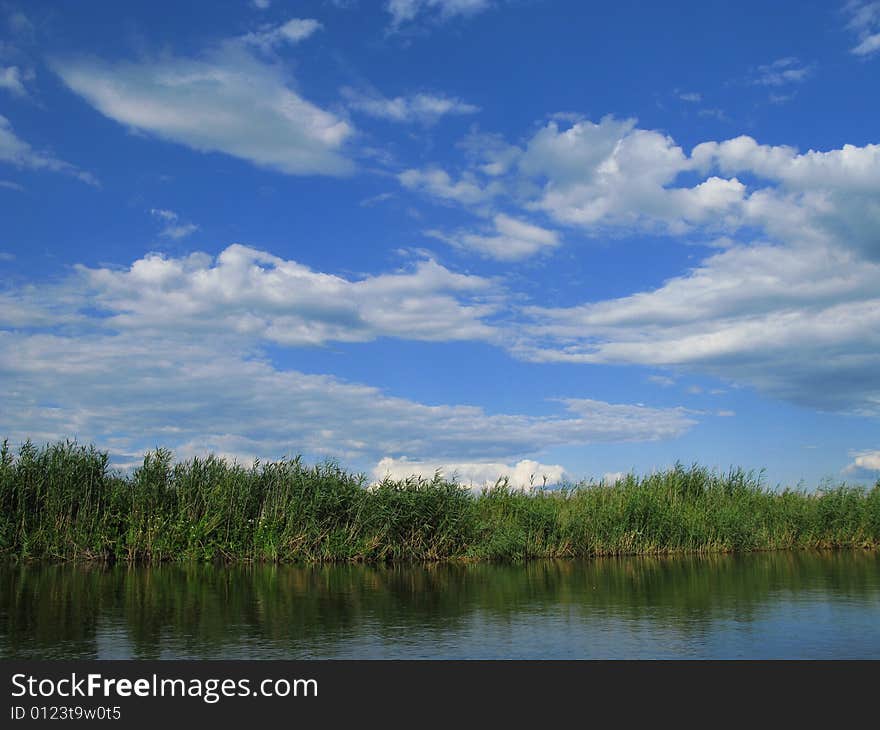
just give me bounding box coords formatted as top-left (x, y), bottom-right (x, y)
top-left (1, 440), bottom-right (878, 563)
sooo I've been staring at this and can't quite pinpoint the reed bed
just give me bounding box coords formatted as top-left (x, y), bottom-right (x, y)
top-left (1, 440), bottom-right (878, 563)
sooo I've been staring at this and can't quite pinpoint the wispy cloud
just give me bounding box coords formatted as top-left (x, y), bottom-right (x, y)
top-left (6, 10), bottom-right (34, 37)
top-left (386, 0), bottom-right (492, 29)
top-left (750, 57), bottom-right (813, 86)
top-left (846, 1), bottom-right (880, 56)
top-left (698, 107), bottom-right (732, 122)
top-left (0, 115), bottom-right (97, 185)
top-left (240, 18), bottom-right (323, 51)
top-left (399, 166), bottom-right (501, 206)
top-left (0, 66), bottom-right (33, 97)
top-left (150, 209), bottom-right (199, 240)
top-left (53, 43), bottom-right (353, 176)
top-left (427, 213), bottom-right (560, 261)
top-left (359, 192), bottom-right (395, 207)
top-left (342, 87), bottom-right (479, 124)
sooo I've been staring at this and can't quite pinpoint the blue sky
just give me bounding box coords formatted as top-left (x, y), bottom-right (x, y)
top-left (1, 0), bottom-right (879, 488)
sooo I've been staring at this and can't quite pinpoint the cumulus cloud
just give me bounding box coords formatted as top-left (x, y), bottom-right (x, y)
top-left (843, 450), bottom-right (880, 478)
top-left (405, 118), bottom-right (880, 257)
top-left (602, 471), bottom-right (626, 484)
top-left (0, 245), bottom-right (696, 466)
top-left (403, 117), bottom-right (747, 235)
top-left (428, 213), bottom-right (560, 260)
top-left (372, 457), bottom-right (567, 489)
top-left (240, 18), bottom-right (323, 51)
top-left (342, 87), bottom-right (479, 124)
top-left (72, 244), bottom-right (500, 346)
top-left (0, 115), bottom-right (97, 185)
top-left (398, 113), bottom-right (880, 415)
top-left (517, 117), bottom-right (746, 232)
top-left (386, 0), bottom-right (492, 28)
top-left (53, 45), bottom-right (354, 176)
top-left (691, 134), bottom-right (880, 258)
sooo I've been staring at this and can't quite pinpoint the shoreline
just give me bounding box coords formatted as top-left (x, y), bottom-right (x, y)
top-left (3, 440), bottom-right (879, 564)
top-left (3, 543), bottom-right (879, 566)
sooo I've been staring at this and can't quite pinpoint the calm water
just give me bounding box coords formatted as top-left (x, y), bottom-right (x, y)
top-left (2, 552), bottom-right (879, 659)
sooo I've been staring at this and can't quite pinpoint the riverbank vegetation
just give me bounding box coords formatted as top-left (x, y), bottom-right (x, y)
top-left (2, 440), bottom-right (878, 562)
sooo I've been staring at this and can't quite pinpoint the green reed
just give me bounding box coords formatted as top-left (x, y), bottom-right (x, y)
top-left (1, 440), bottom-right (878, 563)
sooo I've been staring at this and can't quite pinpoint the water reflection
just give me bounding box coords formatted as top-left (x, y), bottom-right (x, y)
top-left (2, 552), bottom-right (879, 658)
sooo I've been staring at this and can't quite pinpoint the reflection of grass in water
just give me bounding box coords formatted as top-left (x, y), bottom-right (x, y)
top-left (1, 440), bottom-right (879, 562)
top-left (1, 552), bottom-right (879, 658)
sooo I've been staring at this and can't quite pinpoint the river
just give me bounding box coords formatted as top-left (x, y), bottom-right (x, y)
top-left (2, 551), bottom-right (879, 659)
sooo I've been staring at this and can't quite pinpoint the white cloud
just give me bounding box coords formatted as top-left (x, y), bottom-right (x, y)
top-left (750, 57), bottom-right (812, 86)
top-left (399, 167), bottom-right (499, 205)
top-left (386, 0), bottom-right (492, 28)
top-left (853, 32), bottom-right (880, 55)
top-left (0, 115), bottom-right (97, 185)
top-left (678, 91), bottom-right (701, 102)
top-left (408, 119), bottom-right (880, 258)
top-left (517, 117), bottom-right (746, 232)
top-left (698, 108), bottom-right (731, 122)
top-left (74, 243), bottom-right (500, 346)
top-left (0, 246), bottom-right (696, 466)
top-left (399, 113), bottom-right (880, 416)
top-left (0, 66), bottom-right (31, 97)
top-left (458, 129), bottom-right (522, 177)
top-left (372, 457), bottom-right (566, 489)
top-left (404, 117), bottom-right (748, 235)
top-left (516, 242), bottom-right (880, 414)
top-left (359, 192), bottom-right (395, 207)
top-left (428, 213), bottom-right (560, 260)
top-left (691, 134), bottom-right (880, 258)
top-left (240, 18), bottom-right (323, 51)
top-left (843, 450), bottom-right (880, 477)
top-left (0, 180), bottom-right (24, 191)
top-left (0, 327), bottom-right (694, 465)
top-left (846, 1), bottom-right (880, 57)
top-left (53, 45), bottom-right (354, 176)
top-left (342, 87), bottom-right (479, 124)
top-left (252, 0), bottom-right (271, 8)
top-left (150, 208), bottom-right (199, 240)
